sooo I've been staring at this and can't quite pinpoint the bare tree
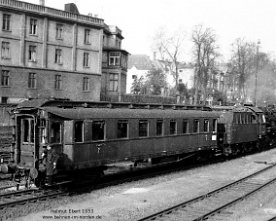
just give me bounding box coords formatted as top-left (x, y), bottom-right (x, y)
top-left (152, 27), bottom-right (186, 90)
top-left (192, 25), bottom-right (218, 104)
top-left (228, 38), bottom-right (256, 102)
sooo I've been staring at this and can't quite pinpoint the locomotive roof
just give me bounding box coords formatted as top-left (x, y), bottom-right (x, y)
top-left (42, 107), bottom-right (219, 119)
top-left (212, 105), bottom-right (263, 113)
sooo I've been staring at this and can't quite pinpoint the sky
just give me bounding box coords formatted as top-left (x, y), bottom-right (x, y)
top-left (25, 0), bottom-right (276, 62)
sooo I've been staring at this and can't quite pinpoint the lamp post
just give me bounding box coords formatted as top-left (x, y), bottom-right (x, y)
top-left (254, 40), bottom-right (261, 106)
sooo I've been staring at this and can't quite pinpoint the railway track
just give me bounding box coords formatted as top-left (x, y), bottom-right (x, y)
top-left (138, 162), bottom-right (276, 221)
top-left (0, 188), bottom-right (67, 211)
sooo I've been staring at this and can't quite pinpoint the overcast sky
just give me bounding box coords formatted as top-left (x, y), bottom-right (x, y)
top-left (26, 0), bottom-right (276, 62)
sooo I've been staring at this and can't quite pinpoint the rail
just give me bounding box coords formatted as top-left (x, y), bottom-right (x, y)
top-left (138, 163), bottom-right (276, 221)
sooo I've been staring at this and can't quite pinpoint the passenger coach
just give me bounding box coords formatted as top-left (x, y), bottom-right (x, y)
top-left (10, 100), bottom-right (220, 186)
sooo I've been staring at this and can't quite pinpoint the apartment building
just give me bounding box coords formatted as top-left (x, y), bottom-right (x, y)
top-left (0, 0), bottom-right (105, 103)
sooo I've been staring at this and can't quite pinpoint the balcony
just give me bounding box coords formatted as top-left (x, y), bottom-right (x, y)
top-left (0, 0), bottom-right (104, 27)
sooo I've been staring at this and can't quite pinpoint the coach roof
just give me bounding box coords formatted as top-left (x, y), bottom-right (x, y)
top-left (43, 107), bottom-right (219, 120)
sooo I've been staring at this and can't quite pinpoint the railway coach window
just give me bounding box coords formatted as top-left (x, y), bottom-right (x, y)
top-left (193, 120), bottom-right (199, 133)
top-left (212, 119), bottom-right (217, 132)
top-left (50, 122), bottom-right (61, 143)
top-left (251, 115), bottom-right (257, 123)
top-left (156, 120), bottom-right (163, 136)
top-left (92, 121), bottom-right (105, 140)
top-left (139, 120), bottom-right (148, 137)
top-left (23, 119), bottom-right (34, 143)
top-left (170, 120), bottom-right (177, 135)
top-left (117, 120), bottom-right (128, 138)
top-left (74, 121), bottom-right (84, 142)
top-left (203, 120), bottom-right (209, 132)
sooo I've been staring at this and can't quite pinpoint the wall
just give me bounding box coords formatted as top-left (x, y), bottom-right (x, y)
top-left (0, 66), bottom-right (101, 101)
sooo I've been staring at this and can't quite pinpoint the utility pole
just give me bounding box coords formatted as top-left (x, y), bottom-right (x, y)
top-left (254, 40), bottom-right (261, 106)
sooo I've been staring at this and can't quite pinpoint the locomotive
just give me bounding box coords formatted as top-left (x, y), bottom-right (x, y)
top-left (0, 99), bottom-right (270, 187)
top-left (214, 105), bottom-right (266, 156)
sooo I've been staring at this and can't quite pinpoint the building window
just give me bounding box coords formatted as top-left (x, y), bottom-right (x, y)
top-left (156, 120), bottom-right (163, 136)
top-left (139, 120), bottom-right (148, 137)
top-left (50, 122), bottom-right (61, 143)
top-left (83, 77), bottom-right (89, 91)
top-left (1, 41), bottom-right (10, 59)
top-left (56, 23), bottom-right (63, 39)
top-left (55, 74), bottom-right (62, 90)
top-left (109, 52), bottom-right (120, 66)
top-left (1, 97), bottom-right (8, 104)
top-left (170, 120), bottom-right (177, 135)
top-left (74, 121), bottom-right (83, 142)
top-left (1, 70), bottom-right (9, 86)
top-left (203, 119), bottom-right (209, 132)
top-left (83, 52), bottom-right (89, 67)
top-left (55, 49), bottom-right (62, 64)
top-left (117, 120), bottom-right (128, 138)
top-left (28, 45), bottom-right (37, 62)
top-left (84, 29), bottom-right (90, 44)
top-left (2, 14), bottom-right (10, 31)
top-left (92, 121), bottom-right (105, 141)
top-left (109, 73), bottom-right (118, 92)
top-left (28, 73), bottom-right (37, 89)
top-left (29, 18), bottom-right (37, 35)
top-left (116, 39), bottom-right (121, 48)
top-left (193, 119), bottom-right (199, 133)
top-left (182, 120), bottom-right (188, 134)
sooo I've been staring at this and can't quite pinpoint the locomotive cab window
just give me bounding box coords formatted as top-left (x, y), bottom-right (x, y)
top-left (156, 120), bottom-right (163, 136)
top-left (117, 120), bottom-right (128, 138)
top-left (139, 120), bottom-right (148, 137)
top-left (74, 121), bottom-right (84, 142)
top-left (170, 120), bottom-right (177, 135)
top-left (50, 122), bottom-right (61, 143)
top-left (182, 120), bottom-right (189, 134)
top-left (22, 119), bottom-right (34, 143)
top-left (193, 119), bottom-right (199, 133)
top-left (203, 119), bottom-right (209, 132)
top-left (92, 121), bottom-right (105, 140)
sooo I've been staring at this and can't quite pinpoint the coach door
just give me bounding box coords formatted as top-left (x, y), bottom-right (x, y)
top-left (17, 116), bottom-right (39, 168)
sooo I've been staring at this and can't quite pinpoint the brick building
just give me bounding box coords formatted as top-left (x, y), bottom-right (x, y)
top-left (0, 0), bottom-right (107, 103)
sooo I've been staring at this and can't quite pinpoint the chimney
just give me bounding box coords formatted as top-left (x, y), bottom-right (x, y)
top-left (39, 0), bottom-right (45, 6)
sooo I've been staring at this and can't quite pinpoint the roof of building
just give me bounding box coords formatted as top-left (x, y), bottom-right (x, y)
top-left (0, 0), bottom-right (104, 27)
top-left (128, 54), bottom-right (194, 71)
top-left (128, 55), bottom-right (155, 70)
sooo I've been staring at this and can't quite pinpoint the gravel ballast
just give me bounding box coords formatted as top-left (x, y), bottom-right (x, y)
top-left (10, 149), bottom-right (276, 221)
